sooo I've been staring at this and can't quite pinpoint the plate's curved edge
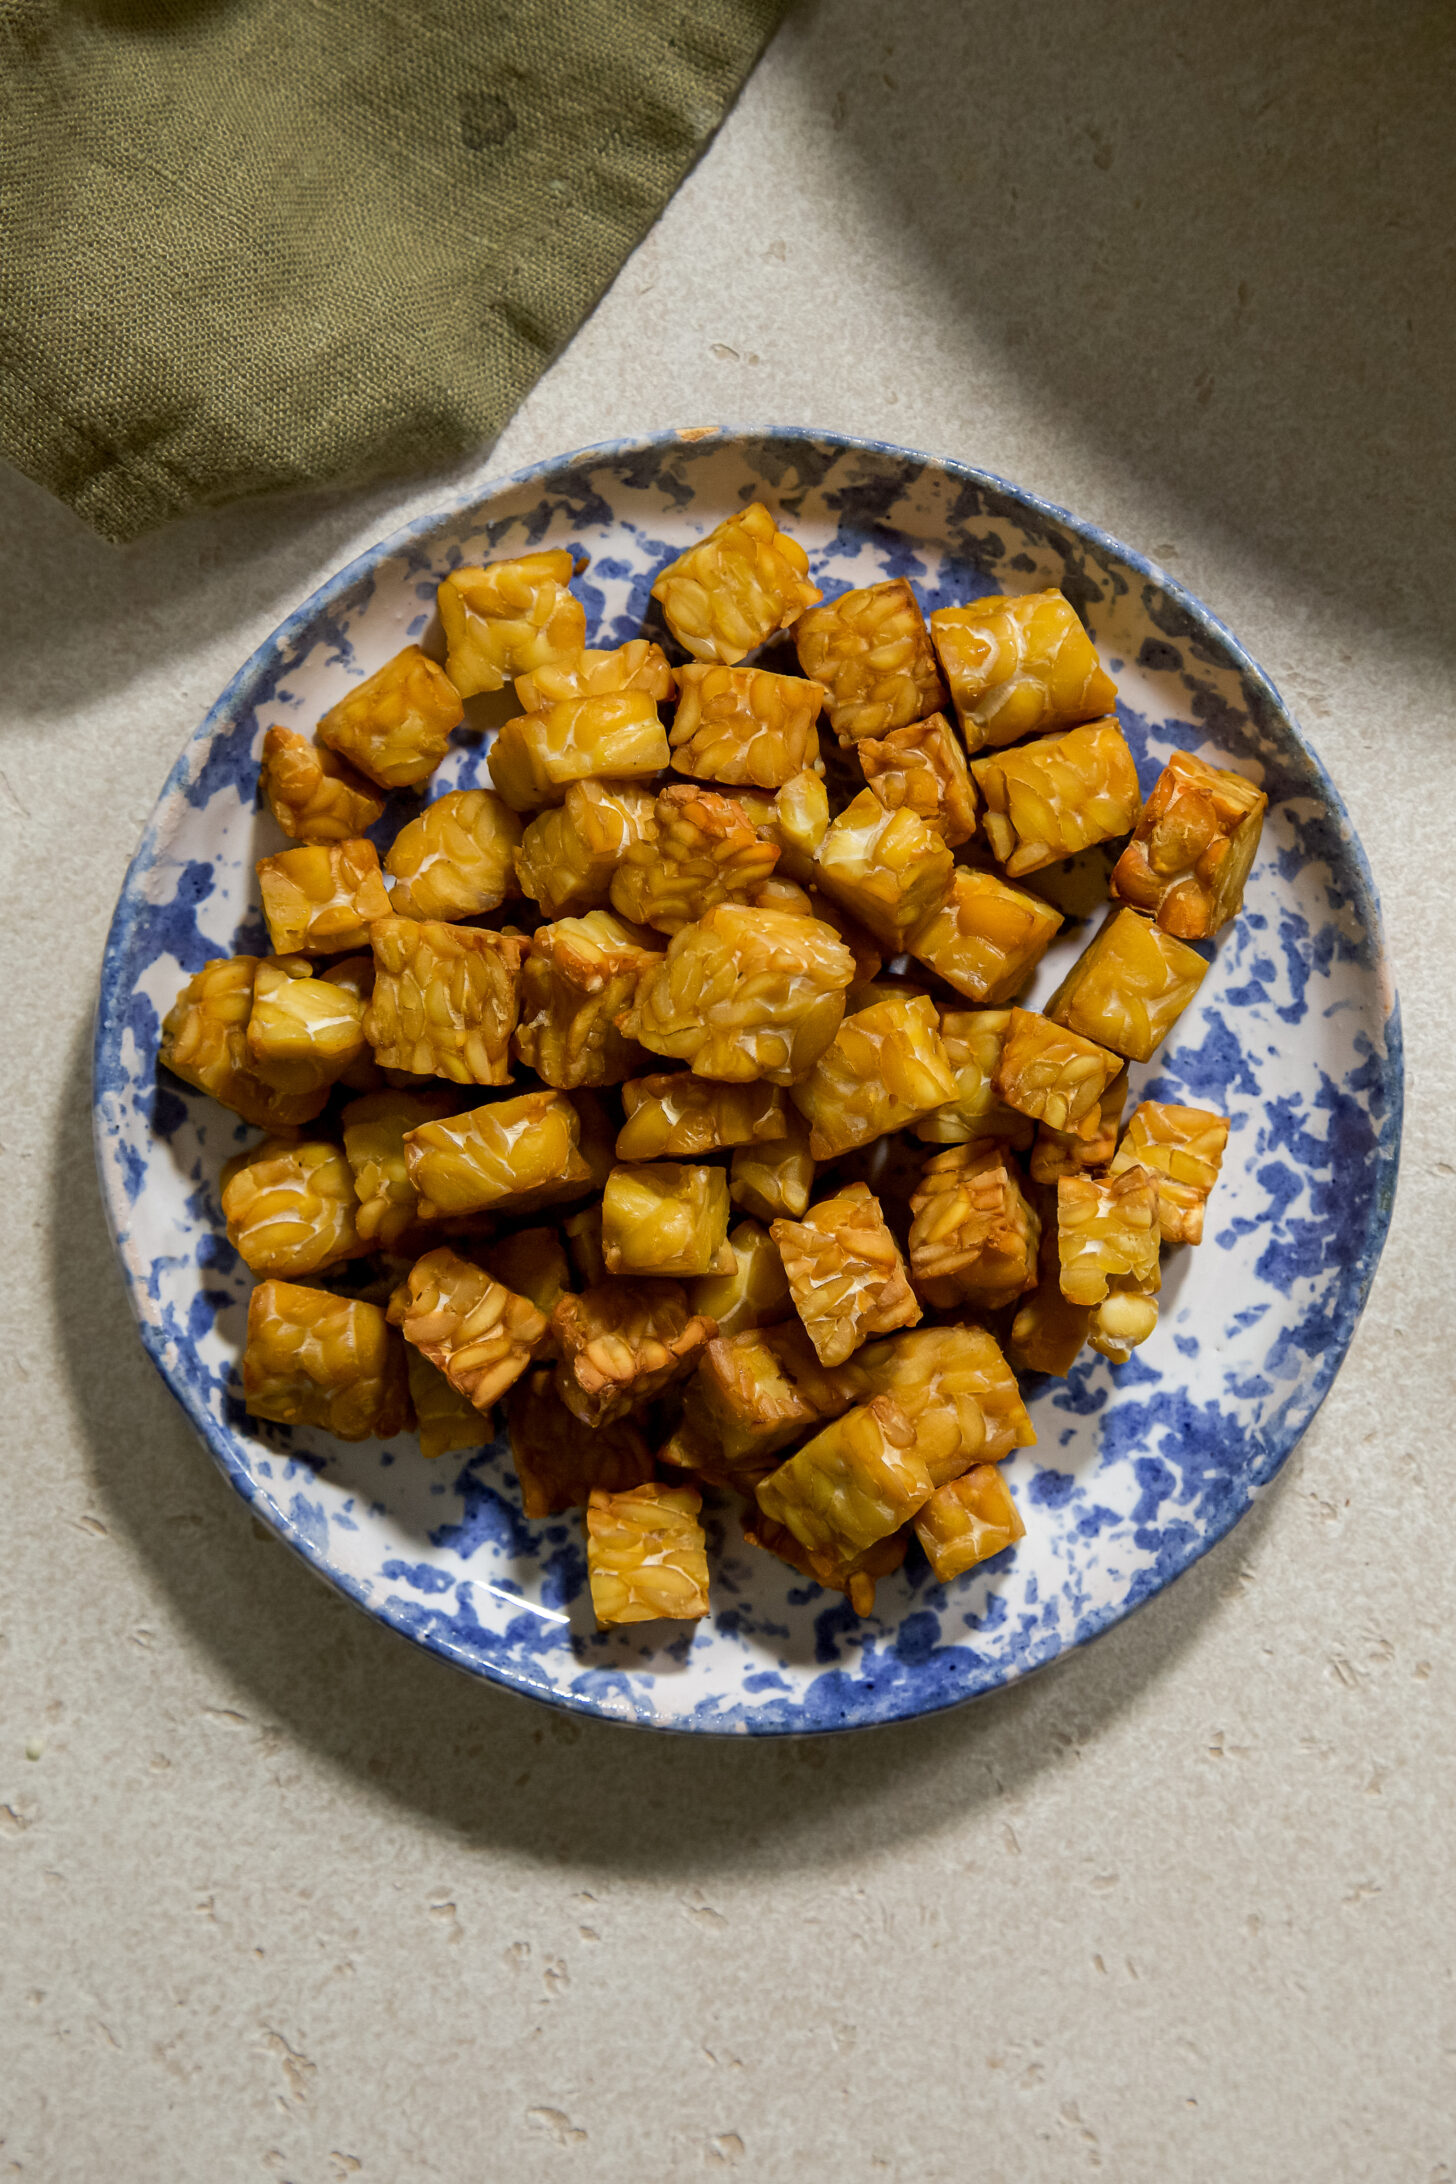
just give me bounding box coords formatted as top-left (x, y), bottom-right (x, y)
top-left (91, 426), bottom-right (1406, 1737)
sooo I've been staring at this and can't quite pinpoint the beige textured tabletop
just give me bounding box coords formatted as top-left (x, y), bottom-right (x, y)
top-left (4, 5), bottom-right (1453, 2179)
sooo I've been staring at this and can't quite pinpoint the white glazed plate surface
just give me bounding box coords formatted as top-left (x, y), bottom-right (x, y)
top-left (93, 428), bottom-right (1402, 1733)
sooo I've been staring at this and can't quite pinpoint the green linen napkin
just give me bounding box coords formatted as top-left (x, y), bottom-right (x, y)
top-left (0, 0), bottom-right (786, 543)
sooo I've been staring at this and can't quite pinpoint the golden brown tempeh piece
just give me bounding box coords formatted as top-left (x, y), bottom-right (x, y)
top-left (243, 1280), bottom-right (411, 1441)
top-left (794, 577), bottom-right (944, 742)
top-left (620, 903), bottom-right (856, 1086)
top-left (772, 1182), bottom-right (920, 1367)
top-left (668, 663), bottom-right (824, 788)
top-left (587, 1483), bottom-right (711, 1626)
top-left (971, 717), bottom-right (1141, 877)
top-left (260, 727), bottom-right (385, 844)
top-left (437, 551), bottom-right (586, 699)
top-left (651, 503), bottom-right (821, 665)
top-left (1110, 749), bottom-right (1266, 939)
top-left (317, 645), bottom-right (462, 789)
top-left (256, 839), bottom-right (391, 957)
top-left (1045, 907), bottom-right (1207, 1064)
top-left (365, 917), bottom-right (525, 1084)
top-left (929, 589), bottom-right (1117, 752)
top-left (384, 788), bottom-right (522, 922)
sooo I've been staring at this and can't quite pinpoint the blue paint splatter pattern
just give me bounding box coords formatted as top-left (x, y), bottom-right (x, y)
top-left (92, 428), bottom-right (1402, 1735)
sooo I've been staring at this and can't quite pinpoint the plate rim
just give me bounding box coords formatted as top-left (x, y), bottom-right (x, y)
top-left (92, 423), bottom-right (1405, 1735)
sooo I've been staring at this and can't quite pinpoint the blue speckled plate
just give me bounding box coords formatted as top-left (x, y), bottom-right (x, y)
top-left (93, 428), bottom-right (1401, 1733)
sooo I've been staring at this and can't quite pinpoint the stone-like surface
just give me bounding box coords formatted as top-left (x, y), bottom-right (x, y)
top-left (2, 2), bottom-right (1452, 2176)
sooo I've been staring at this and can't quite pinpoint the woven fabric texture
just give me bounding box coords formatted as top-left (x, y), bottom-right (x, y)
top-left (0, 0), bottom-right (785, 543)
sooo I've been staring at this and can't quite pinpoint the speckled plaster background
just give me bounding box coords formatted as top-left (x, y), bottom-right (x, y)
top-left (3, 3), bottom-right (1453, 2178)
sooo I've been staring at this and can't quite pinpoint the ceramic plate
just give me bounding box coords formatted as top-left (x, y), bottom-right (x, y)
top-left (93, 428), bottom-right (1402, 1733)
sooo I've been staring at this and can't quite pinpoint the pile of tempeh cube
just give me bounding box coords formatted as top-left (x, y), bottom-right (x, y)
top-left (159, 501), bottom-right (1267, 1629)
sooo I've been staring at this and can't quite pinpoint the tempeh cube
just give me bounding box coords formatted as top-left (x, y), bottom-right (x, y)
top-left (1008, 1216), bottom-right (1093, 1377)
top-left (405, 1090), bottom-right (593, 1221)
top-left (772, 1182), bottom-right (920, 1367)
top-left (437, 550), bottom-right (586, 698)
top-left (1108, 1100), bottom-right (1230, 1245)
top-left (487, 691), bottom-right (669, 812)
top-left (668, 663), bottom-right (824, 788)
top-left (789, 993), bottom-right (956, 1161)
top-left (793, 576), bottom-right (944, 741)
top-left (160, 956), bottom-right (329, 1131)
top-left (651, 502), bottom-right (821, 665)
top-left (1029, 1066), bottom-right (1129, 1184)
top-left (915, 1008), bottom-right (1035, 1149)
top-left (755, 1396), bottom-right (932, 1562)
top-left (993, 1006), bottom-right (1124, 1137)
top-left (384, 788), bottom-right (522, 921)
top-left (601, 1163), bottom-right (734, 1279)
top-left (906, 867), bottom-right (1063, 1003)
top-left (341, 1087), bottom-right (461, 1248)
top-left (971, 717), bottom-right (1141, 876)
top-left (684, 1320), bottom-right (857, 1471)
top-left (908, 1143), bottom-right (1041, 1310)
top-left (512, 910), bottom-right (660, 1089)
top-left (609, 784), bottom-right (780, 934)
top-left (551, 1280), bottom-right (716, 1426)
top-left (513, 781), bottom-right (656, 920)
top-left (1057, 1167), bottom-right (1161, 1305)
top-left (364, 917), bottom-right (524, 1085)
top-left (814, 788), bottom-right (954, 950)
top-left (857, 711), bottom-right (978, 847)
top-left (245, 962), bottom-right (367, 1095)
top-left (243, 1280), bottom-right (410, 1441)
top-left (741, 1510), bottom-right (907, 1617)
top-left (1045, 907), bottom-right (1207, 1063)
top-left (407, 1349), bottom-right (491, 1459)
top-left (856, 1324), bottom-right (1035, 1467)
top-left (620, 903), bottom-right (856, 1085)
top-left (730, 1110), bottom-right (815, 1223)
top-left (848, 1327), bottom-right (982, 1486)
top-left (256, 839), bottom-right (391, 956)
top-left (506, 1367), bottom-right (654, 1516)
top-left (221, 1138), bottom-right (366, 1278)
top-left (914, 1465), bottom-right (1025, 1583)
top-left (689, 1220), bottom-right (793, 1338)
top-left (260, 726), bottom-right (386, 844)
top-left (513, 636), bottom-right (675, 713)
top-left (481, 1227), bottom-right (573, 1316)
top-left (617, 1073), bottom-right (787, 1161)
top-left (1110, 748), bottom-right (1267, 938)
top-left (587, 1482), bottom-right (711, 1626)
top-left (396, 1246), bottom-right (550, 1413)
top-left (929, 589), bottom-right (1117, 752)
top-left (316, 645), bottom-right (463, 789)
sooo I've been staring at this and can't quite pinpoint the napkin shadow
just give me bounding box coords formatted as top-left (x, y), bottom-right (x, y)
top-left (60, 1023), bottom-right (1281, 1879)
top-left (0, 452), bottom-right (469, 724)
top-left (785, 0), bottom-right (1456, 672)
